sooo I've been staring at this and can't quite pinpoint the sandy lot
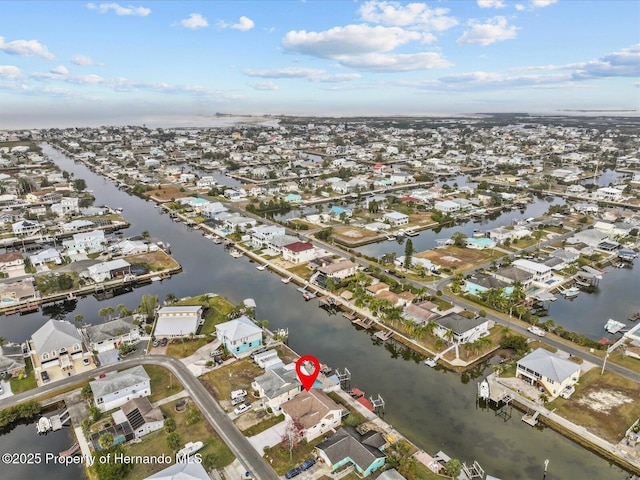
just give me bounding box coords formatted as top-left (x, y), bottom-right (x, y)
top-left (417, 246), bottom-right (491, 270)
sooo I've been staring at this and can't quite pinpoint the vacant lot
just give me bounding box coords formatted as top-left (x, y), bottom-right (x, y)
top-left (200, 358), bottom-right (263, 401)
top-left (125, 250), bottom-right (180, 271)
top-left (417, 246), bottom-right (493, 271)
top-left (144, 184), bottom-right (184, 201)
top-left (548, 369), bottom-right (640, 442)
top-left (333, 226), bottom-right (379, 242)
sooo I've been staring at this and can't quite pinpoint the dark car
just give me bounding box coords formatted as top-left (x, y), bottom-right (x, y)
top-left (40, 371), bottom-right (50, 383)
top-left (300, 459), bottom-right (316, 471)
top-left (285, 468), bottom-right (302, 479)
top-left (160, 338), bottom-right (168, 347)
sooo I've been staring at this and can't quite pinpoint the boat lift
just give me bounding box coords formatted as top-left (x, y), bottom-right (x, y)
top-left (335, 367), bottom-right (351, 390)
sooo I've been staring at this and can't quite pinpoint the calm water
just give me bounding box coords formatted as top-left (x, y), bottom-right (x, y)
top-left (0, 144), bottom-right (629, 479)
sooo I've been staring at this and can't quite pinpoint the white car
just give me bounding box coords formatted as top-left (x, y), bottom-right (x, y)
top-left (233, 403), bottom-right (251, 415)
top-left (231, 389), bottom-right (247, 400)
top-left (527, 326), bottom-right (546, 337)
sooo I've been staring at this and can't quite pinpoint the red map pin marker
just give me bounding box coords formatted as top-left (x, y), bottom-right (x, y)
top-left (295, 355), bottom-right (320, 391)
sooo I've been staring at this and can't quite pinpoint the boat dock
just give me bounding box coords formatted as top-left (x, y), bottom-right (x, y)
top-left (353, 316), bottom-right (375, 329)
top-left (374, 330), bottom-right (393, 341)
top-left (522, 410), bottom-right (540, 427)
top-left (36, 409), bottom-right (70, 434)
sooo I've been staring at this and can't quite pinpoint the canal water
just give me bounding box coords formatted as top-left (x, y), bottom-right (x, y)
top-left (0, 144), bottom-right (629, 479)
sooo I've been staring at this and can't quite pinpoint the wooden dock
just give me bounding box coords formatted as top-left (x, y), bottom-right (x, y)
top-left (522, 410), bottom-right (540, 426)
top-left (374, 330), bottom-right (393, 341)
top-left (343, 311), bottom-right (357, 320)
top-left (353, 317), bottom-right (374, 329)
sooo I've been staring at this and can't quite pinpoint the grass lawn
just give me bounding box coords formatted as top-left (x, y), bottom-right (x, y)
top-left (200, 358), bottom-right (263, 401)
top-left (327, 392), bottom-right (366, 427)
top-left (242, 413), bottom-right (285, 437)
top-left (125, 402), bottom-right (234, 479)
top-left (275, 345), bottom-right (299, 364)
top-left (10, 358), bottom-right (37, 394)
top-left (173, 294), bottom-right (235, 335)
top-left (590, 348), bottom-right (640, 374)
top-left (287, 264), bottom-right (313, 280)
top-left (165, 337), bottom-right (211, 358)
top-left (264, 436), bottom-right (324, 475)
top-left (146, 365), bottom-right (183, 403)
top-left (125, 250), bottom-right (180, 271)
top-left (546, 368), bottom-right (640, 442)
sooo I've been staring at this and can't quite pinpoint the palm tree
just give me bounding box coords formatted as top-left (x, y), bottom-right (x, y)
top-left (444, 328), bottom-right (455, 345)
top-left (74, 314), bottom-right (84, 324)
top-left (116, 304), bottom-right (131, 317)
top-left (98, 306), bottom-right (114, 321)
top-left (142, 230), bottom-right (150, 240)
top-left (164, 293), bottom-right (178, 305)
top-left (98, 432), bottom-right (114, 450)
top-left (138, 294), bottom-right (159, 323)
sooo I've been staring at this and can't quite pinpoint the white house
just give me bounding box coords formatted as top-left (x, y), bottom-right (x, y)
top-left (82, 317), bottom-right (142, 354)
top-left (250, 225), bottom-right (286, 248)
top-left (215, 315), bottom-right (263, 356)
top-left (86, 259), bottom-right (131, 283)
top-left (595, 187), bottom-right (623, 202)
top-left (433, 312), bottom-right (490, 344)
top-left (281, 389), bottom-right (346, 442)
top-left (12, 219), bottom-right (40, 236)
top-left (89, 365), bottom-right (151, 412)
top-left (29, 248), bottom-right (63, 267)
top-left (516, 348), bottom-right (581, 399)
top-left (113, 397), bottom-right (164, 439)
top-left (512, 259), bottom-right (553, 284)
top-left (434, 200), bottom-right (460, 213)
top-left (252, 365), bottom-right (302, 412)
top-left (154, 305), bottom-right (203, 337)
top-left (382, 211), bottom-right (409, 227)
top-left (69, 229), bottom-right (106, 254)
top-left (282, 241), bottom-right (317, 264)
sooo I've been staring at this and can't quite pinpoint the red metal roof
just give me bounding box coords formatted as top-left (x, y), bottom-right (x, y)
top-left (284, 241), bottom-right (314, 253)
top-left (357, 397), bottom-right (374, 412)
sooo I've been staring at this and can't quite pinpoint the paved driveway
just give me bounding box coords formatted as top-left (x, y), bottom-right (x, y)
top-left (247, 419), bottom-right (291, 455)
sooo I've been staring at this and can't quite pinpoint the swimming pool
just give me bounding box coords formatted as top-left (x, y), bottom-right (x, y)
top-left (465, 237), bottom-right (496, 248)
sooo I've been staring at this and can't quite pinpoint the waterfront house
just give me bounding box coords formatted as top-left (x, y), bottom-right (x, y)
top-left (0, 277), bottom-right (37, 303)
top-left (60, 219), bottom-right (95, 232)
top-left (492, 266), bottom-right (534, 288)
top-left (401, 300), bottom-right (440, 325)
top-left (249, 225), bottom-right (286, 248)
top-left (282, 241), bottom-right (316, 264)
top-left (516, 348), bottom-right (581, 399)
top-left (112, 397), bottom-right (164, 439)
top-left (215, 315), bottom-right (262, 356)
top-left (315, 260), bottom-right (358, 286)
top-left (86, 259), bottom-right (131, 283)
top-left (0, 251), bottom-right (25, 277)
top-left (433, 312), bottom-right (490, 344)
top-left (512, 259), bottom-right (553, 284)
top-left (89, 365), bottom-right (151, 412)
top-left (0, 343), bottom-right (26, 377)
top-left (116, 239), bottom-right (152, 256)
top-left (50, 197), bottom-right (79, 217)
top-left (29, 319), bottom-right (91, 383)
top-left (316, 426), bottom-right (387, 477)
top-left (594, 186), bottom-right (623, 202)
top-left (81, 316), bottom-right (142, 354)
top-left (433, 200), bottom-right (460, 213)
top-left (12, 219), bottom-right (40, 236)
top-left (29, 247), bottom-right (62, 267)
top-left (199, 201), bottom-right (227, 219)
top-left (252, 365), bottom-right (302, 412)
top-left (154, 305), bottom-right (203, 337)
top-left (68, 229), bottom-right (106, 254)
top-left (281, 389), bottom-right (346, 442)
top-left (381, 211), bottom-right (409, 227)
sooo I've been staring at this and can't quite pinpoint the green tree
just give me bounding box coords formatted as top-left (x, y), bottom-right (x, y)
top-left (91, 445), bottom-right (133, 480)
top-left (404, 239), bottom-right (414, 269)
top-left (164, 293), bottom-right (178, 305)
top-left (73, 178), bottom-right (87, 192)
top-left (98, 306), bottom-right (114, 321)
top-left (164, 417), bottom-right (176, 433)
top-left (203, 453), bottom-right (219, 471)
top-left (138, 294), bottom-right (159, 322)
top-left (74, 314), bottom-right (84, 323)
top-left (98, 432), bottom-right (114, 450)
top-left (81, 384), bottom-right (93, 401)
top-left (451, 231), bottom-right (467, 248)
top-left (444, 458), bottom-right (462, 479)
top-left (166, 432), bottom-right (182, 451)
top-left (116, 304), bottom-right (131, 317)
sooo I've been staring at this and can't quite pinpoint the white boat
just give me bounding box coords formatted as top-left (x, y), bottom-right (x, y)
top-left (150, 276), bottom-right (162, 282)
top-left (604, 318), bottom-right (626, 334)
top-left (563, 286), bottom-right (580, 298)
top-left (424, 358), bottom-right (437, 368)
top-left (405, 228), bottom-right (419, 237)
top-left (479, 379), bottom-right (490, 400)
top-left (281, 276), bottom-right (292, 284)
top-left (177, 441), bottom-right (204, 458)
top-left (256, 264), bottom-right (267, 271)
top-left (527, 326), bottom-right (546, 337)
top-left (36, 417), bottom-right (51, 434)
top-left (229, 248), bottom-right (243, 258)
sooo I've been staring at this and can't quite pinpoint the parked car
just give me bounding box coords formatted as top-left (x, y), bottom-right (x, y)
top-left (160, 337), bottom-right (168, 347)
top-left (152, 339), bottom-right (159, 347)
top-left (301, 459), bottom-right (316, 471)
top-left (231, 396), bottom-right (246, 406)
top-left (233, 403), bottom-right (251, 415)
top-left (41, 371), bottom-right (50, 383)
top-left (285, 468), bottom-right (302, 479)
top-left (231, 389), bottom-right (247, 400)
top-left (0, 384), bottom-right (4, 395)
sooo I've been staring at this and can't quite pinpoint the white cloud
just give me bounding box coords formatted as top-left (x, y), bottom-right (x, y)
top-left (283, 24), bottom-right (421, 58)
top-left (66, 74), bottom-right (106, 85)
top-left (457, 16), bottom-right (518, 46)
top-left (531, 0), bottom-right (557, 7)
top-left (477, 0), bottom-right (506, 8)
top-left (249, 81), bottom-right (279, 91)
top-left (50, 65), bottom-right (69, 75)
top-left (0, 65), bottom-right (22, 80)
top-left (572, 44), bottom-right (640, 79)
top-left (515, 4), bottom-right (525, 10)
top-left (243, 67), bottom-right (361, 82)
top-left (86, 2), bottom-right (151, 16)
top-left (338, 52), bottom-right (452, 72)
top-left (71, 55), bottom-right (103, 66)
top-left (0, 36), bottom-right (54, 60)
top-left (180, 13), bottom-right (209, 30)
top-left (218, 16), bottom-right (255, 31)
top-left (358, 1), bottom-right (458, 31)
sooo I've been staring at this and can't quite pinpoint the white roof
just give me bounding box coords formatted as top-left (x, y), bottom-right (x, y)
top-left (88, 258), bottom-right (131, 275)
top-left (32, 319), bottom-right (82, 352)
top-left (145, 462), bottom-right (209, 480)
top-left (215, 315), bottom-right (261, 342)
top-left (89, 365), bottom-right (150, 399)
top-left (517, 348), bottom-right (580, 384)
top-left (383, 211), bottom-right (409, 220)
top-left (513, 259), bottom-right (552, 274)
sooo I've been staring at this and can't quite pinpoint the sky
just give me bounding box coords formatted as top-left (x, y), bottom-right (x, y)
top-left (0, 0), bottom-right (639, 128)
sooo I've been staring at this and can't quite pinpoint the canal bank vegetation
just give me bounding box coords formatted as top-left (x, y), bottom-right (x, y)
top-left (125, 250), bottom-right (180, 272)
top-left (171, 293), bottom-right (236, 334)
top-left (0, 400), bottom-right (42, 431)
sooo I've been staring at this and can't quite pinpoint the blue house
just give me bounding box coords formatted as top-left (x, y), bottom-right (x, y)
top-left (463, 273), bottom-right (514, 297)
top-left (316, 427), bottom-right (387, 477)
top-left (215, 315), bottom-right (263, 357)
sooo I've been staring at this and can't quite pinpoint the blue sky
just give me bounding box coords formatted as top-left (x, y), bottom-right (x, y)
top-left (0, 1), bottom-right (638, 127)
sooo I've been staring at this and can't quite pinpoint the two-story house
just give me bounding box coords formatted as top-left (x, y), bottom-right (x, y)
top-left (89, 365), bottom-right (151, 412)
top-left (516, 348), bottom-right (581, 399)
top-left (215, 315), bottom-right (262, 356)
top-left (252, 365), bottom-right (302, 412)
top-left (154, 305), bottom-right (203, 337)
top-left (281, 390), bottom-right (346, 442)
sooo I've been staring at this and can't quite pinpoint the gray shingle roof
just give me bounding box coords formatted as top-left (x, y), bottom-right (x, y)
top-left (517, 348), bottom-right (580, 384)
top-left (254, 366), bottom-right (301, 399)
top-left (436, 312), bottom-right (485, 335)
top-left (31, 319), bottom-right (82, 353)
top-left (0, 344), bottom-right (25, 373)
top-left (89, 365), bottom-right (150, 398)
top-left (84, 317), bottom-right (137, 344)
top-left (318, 427), bottom-right (386, 471)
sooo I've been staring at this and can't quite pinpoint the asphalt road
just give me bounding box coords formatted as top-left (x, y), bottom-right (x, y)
top-left (0, 355), bottom-right (280, 480)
